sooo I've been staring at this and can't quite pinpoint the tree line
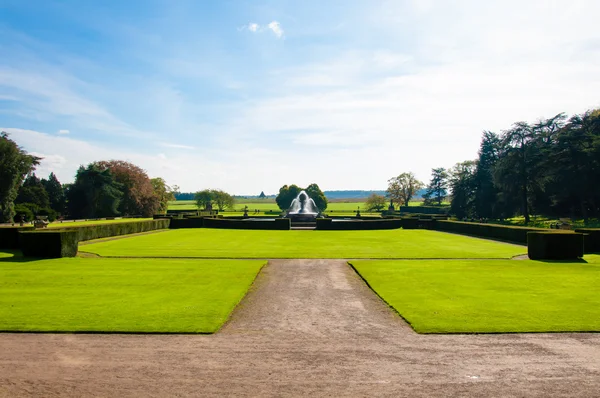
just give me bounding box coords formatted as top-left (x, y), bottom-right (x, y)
top-left (0, 132), bottom-right (177, 222)
top-left (374, 108), bottom-right (600, 223)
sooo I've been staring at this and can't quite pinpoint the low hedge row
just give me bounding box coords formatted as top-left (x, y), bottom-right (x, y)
top-left (19, 230), bottom-right (79, 258)
top-left (574, 229), bottom-right (600, 253)
top-left (527, 232), bottom-right (584, 260)
top-left (0, 226), bottom-right (34, 249)
top-left (316, 218), bottom-right (402, 230)
top-left (58, 219), bottom-right (171, 242)
top-left (169, 217), bottom-right (205, 229)
top-left (203, 217), bottom-right (290, 230)
top-left (435, 220), bottom-right (553, 244)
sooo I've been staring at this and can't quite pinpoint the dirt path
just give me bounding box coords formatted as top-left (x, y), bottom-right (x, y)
top-left (1, 260), bottom-right (600, 397)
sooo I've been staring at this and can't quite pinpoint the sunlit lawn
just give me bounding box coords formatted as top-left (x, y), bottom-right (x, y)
top-left (81, 229), bottom-right (525, 259)
top-left (0, 252), bottom-right (264, 333)
top-left (351, 255), bottom-right (600, 333)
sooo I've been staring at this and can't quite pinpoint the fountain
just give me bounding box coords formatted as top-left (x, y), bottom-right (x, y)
top-left (285, 190), bottom-right (320, 222)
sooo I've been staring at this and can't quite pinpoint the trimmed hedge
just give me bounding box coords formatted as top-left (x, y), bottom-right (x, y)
top-left (316, 218), bottom-right (402, 230)
top-left (527, 232), bottom-right (584, 260)
top-left (60, 219), bottom-right (170, 241)
top-left (169, 217), bottom-right (205, 229)
top-left (575, 229), bottom-right (600, 253)
top-left (203, 217), bottom-right (290, 230)
top-left (401, 218), bottom-right (420, 230)
top-left (434, 220), bottom-right (557, 244)
top-left (19, 230), bottom-right (79, 258)
top-left (0, 226), bottom-right (34, 249)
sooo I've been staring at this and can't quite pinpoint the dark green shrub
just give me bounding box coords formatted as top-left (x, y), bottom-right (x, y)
top-left (574, 229), bottom-right (600, 253)
top-left (435, 220), bottom-right (556, 244)
top-left (37, 207), bottom-right (57, 222)
top-left (19, 230), bottom-right (79, 258)
top-left (0, 226), bottom-right (34, 249)
top-left (527, 232), bottom-right (584, 260)
top-left (169, 217), bottom-right (205, 229)
top-left (203, 218), bottom-right (290, 230)
top-left (13, 203), bottom-right (35, 222)
top-left (402, 218), bottom-right (420, 229)
top-left (316, 218), bottom-right (402, 230)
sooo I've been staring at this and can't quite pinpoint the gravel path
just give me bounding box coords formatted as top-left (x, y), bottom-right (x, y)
top-left (1, 259), bottom-right (599, 397)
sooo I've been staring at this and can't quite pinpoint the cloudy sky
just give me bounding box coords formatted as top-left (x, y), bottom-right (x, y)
top-left (1, 0), bottom-right (599, 194)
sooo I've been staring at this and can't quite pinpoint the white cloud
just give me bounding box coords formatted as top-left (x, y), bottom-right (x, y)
top-left (161, 143), bottom-right (195, 150)
top-left (58, 129), bottom-right (70, 134)
top-left (267, 21), bottom-right (284, 38)
top-left (239, 21), bottom-right (284, 39)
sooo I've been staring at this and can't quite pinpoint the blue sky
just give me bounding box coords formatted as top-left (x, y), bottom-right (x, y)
top-left (2, 0), bottom-right (599, 194)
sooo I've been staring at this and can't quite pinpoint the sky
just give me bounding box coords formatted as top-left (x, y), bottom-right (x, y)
top-left (1, 0), bottom-right (599, 195)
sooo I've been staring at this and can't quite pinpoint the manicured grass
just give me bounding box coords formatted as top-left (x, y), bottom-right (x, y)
top-left (47, 218), bottom-right (153, 228)
top-left (0, 253), bottom-right (264, 333)
top-left (81, 229), bottom-right (525, 259)
top-left (351, 255), bottom-right (600, 333)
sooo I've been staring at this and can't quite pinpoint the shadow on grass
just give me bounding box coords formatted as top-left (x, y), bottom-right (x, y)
top-left (531, 258), bottom-right (589, 264)
top-left (0, 250), bottom-right (42, 263)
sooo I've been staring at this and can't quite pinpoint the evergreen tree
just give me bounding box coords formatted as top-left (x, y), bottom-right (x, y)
top-left (422, 168), bottom-right (448, 206)
top-left (66, 164), bottom-right (123, 219)
top-left (41, 172), bottom-right (65, 214)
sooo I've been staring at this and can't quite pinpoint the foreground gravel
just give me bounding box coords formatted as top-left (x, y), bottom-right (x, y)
top-left (1, 259), bottom-right (599, 397)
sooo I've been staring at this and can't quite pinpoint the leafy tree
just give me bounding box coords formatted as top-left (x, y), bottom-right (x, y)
top-left (195, 189), bottom-right (214, 211)
top-left (449, 161), bottom-right (476, 219)
top-left (0, 132), bottom-right (41, 222)
top-left (212, 189), bottom-right (235, 211)
top-left (494, 114), bottom-right (566, 223)
top-left (387, 172), bottom-right (424, 207)
top-left (422, 168), bottom-right (448, 206)
top-left (15, 173), bottom-right (50, 209)
top-left (66, 164), bottom-right (123, 219)
top-left (365, 193), bottom-right (386, 211)
top-left (275, 184), bottom-right (302, 210)
top-left (305, 183), bottom-right (328, 211)
top-left (41, 172), bottom-right (66, 214)
top-left (151, 178), bottom-right (176, 214)
top-left (94, 160), bottom-right (159, 217)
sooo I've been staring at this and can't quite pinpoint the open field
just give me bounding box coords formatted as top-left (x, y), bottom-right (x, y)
top-left (167, 199), bottom-right (442, 212)
top-left (0, 252), bottom-right (264, 333)
top-left (81, 229), bottom-right (525, 259)
top-left (352, 255), bottom-right (600, 333)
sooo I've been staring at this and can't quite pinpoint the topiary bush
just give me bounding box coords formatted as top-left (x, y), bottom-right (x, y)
top-left (0, 226), bottom-right (34, 249)
top-left (19, 230), bottom-right (79, 258)
top-left (574, 229), bottom-right (600, 253)
top-left (527, 232), bottom-right (584, 260)
top-left (316, 218), bottom-right (402, 230)
top-left (203, 218), bottom-right (290, 230)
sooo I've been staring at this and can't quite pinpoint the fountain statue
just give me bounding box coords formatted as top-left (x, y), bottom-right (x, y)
top-left (285, 190), bottom-right (320, 222)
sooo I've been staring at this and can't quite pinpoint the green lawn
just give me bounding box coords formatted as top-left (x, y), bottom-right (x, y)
top-left (81, 229), bottom-right (525, 259)
top-left (351, 255), bottom-right (600, 333)
top-left (0, 253), bottom-right (264, 333)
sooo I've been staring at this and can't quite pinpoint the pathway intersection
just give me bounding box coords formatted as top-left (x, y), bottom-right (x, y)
top-left (1, 259), bottom-right (599, 396)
